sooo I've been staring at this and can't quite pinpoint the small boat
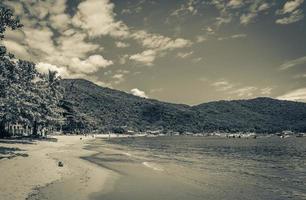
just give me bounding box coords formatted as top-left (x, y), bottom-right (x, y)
top-left (296, 133), bottom-right (304, 137)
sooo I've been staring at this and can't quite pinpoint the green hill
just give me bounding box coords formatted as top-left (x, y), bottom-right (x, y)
top-left (60, 79), bottom-right (306, 133)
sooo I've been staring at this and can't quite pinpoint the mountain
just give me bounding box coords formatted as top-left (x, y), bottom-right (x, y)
top-left (60, 79), bottom-right (306, 133)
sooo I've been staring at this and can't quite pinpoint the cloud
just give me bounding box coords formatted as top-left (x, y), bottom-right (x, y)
top-left (277, 88), bottom-right (306, 102)
top-left (231, 34), bottom-right (247, 39)
top-left (129, 50), bottom-right (156, 66)
top-left (115, 41), bottom-right (130, 48)
top-left (130, 88), bottom-right (148, 98)
top-left (1, 40), bottom-right (30, 59)
top-left (192, 57), bottom-right (203, 63)
top-left (260, 87), bottom-right (273, 95)
top-left (177, 51), bottom-right (193, 58)
top-left (258, 3), bottom-right (270, 11)
top-left (130, 31), bottom-right (192, 65)
top-left (205, 27), bottom-right (215, 35)
top-left (218, 33), bottom-right (247, 41)
top-left (227, 0), bottom-right (244, 9)
top-left (280, 0), bottom-right (304, 14)
top-left (294, 73), bottom-right (306, 79)
top-left (195, 35), bottom-right (207, 43)
top-left (70, 55), bottom-right (113, 74)
top-left (72, 0), bottom-right (129, 37)
top-left (211, 81), bottom-right (234, 91)
top-left (211, 79), bottom-right (259, 98)
top-left (170, 0), bottom-right (198, 17)
top-left (132, 31), bottom-right (192, 51)
top-left (229, 86), bottom-right (257, 97)
top-left (240, 13), bottom-right (257, 25)
top-left (280, 56), bottom-right (306, 70)
top-left (5, 0), bottom-right (193, 75)
top-left (237, 2), bottom-right (272, 25)
top-left (276, 0), bottom-right (304, 24)
top-left (118, 54), bottom-right (129, 64)
top-left (276, 9), bottom-right (304, 24)
top-left (36, 62), bottom-right (71, 78)
top-left (112, 73), bottom-right (125, 84)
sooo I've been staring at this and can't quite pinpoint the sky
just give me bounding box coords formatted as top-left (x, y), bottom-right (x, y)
top-left (2, 0), bottom-right (306, 105)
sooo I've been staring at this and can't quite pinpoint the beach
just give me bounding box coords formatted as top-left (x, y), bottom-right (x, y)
top-left (1, 135), bottom-right (306, 200)
top-left (0, 135), bottom-right (113, 200)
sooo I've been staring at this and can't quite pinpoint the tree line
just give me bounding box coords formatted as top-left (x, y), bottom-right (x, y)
top-left (0, 4), bottom-right (63, 138)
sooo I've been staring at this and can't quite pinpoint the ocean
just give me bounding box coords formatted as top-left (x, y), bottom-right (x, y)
top-left (86, 136), bottom-right (306, 200)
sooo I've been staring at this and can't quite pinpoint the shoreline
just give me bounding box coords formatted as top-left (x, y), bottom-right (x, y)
top-left (0, 135), bottom-right (115, 200)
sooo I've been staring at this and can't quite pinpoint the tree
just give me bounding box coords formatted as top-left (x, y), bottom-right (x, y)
top-left (0, 5), bottom-right (63, 137)
top-left (0, 4), bottom-right (24, 137)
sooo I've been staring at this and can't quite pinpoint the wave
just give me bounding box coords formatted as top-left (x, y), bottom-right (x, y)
top-left (142, 162), bottom-right (164, 171)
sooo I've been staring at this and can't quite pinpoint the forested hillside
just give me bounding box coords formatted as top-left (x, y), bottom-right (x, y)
top-left (61, 79), bottom-right (306, 133)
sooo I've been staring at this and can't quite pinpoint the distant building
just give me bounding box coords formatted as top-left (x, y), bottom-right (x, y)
top-left (5, 123), bottom-right (32, 136)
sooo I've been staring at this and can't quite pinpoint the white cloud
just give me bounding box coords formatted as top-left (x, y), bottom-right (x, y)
top-left (227, 0), bottom-right (244, 9)
top-left (132, 31), bottom-right (192, 52)
top-left (280, 56), bottom-right (306, 70)
top-left (294, 74), bottom-right (306, 79)
top-left (216, 16), bottom-right (232, 27)
top-left (277, 88), bottom-right (306, 102)
top-left (112, 73), bottom-right (125, 84)
top-left (118, 54), bottom-right (129, 65)
top-left (261, 87), bottom-right (273, 95)
top-left (129, 50), bottom-right (156, 66)
top-left (177, 51), bottom-right (193, 58)
top-left (195, 35), bottom-right (207, 43)
top-left (280, 0), bottom-right (304, 14)
top-left (211, 79), bottom-right (258, 98)
top-left (36, 62), bottom-right (71, 78)
top-left (170, 0), bottom-right (198, 17)
top-left (192, 57), bottom-right (203, 63)
top-left (211, 81), bottom-right (234, 91)
top-left (49, 13), bottom-right (71, 31)
top-left (231, 34), bottom-right (247, 39)
top-left (129, 31), bottom-right (192, 65)
top-left (276, 9), bottom-right (304, 24)
top-left (276, 0), bottom-right (304, 24)
top-left (1, 40), bottom-right (30, 59)
top-left (72, 0), bottom-right (129, 37)
top-left (218, 33), bottom-right (247, 41)
top-left (70, 55), bottom-right (113, 74)
top-left (131, 88), bottom-right (148, 98)
top-left (205, 27), bottom-right (215, 35)
top-left (229, 86), bottom-right (257, 97)
top-left (258, 3), bottom-right (270, 11)
top-left (5, 0), bottom-right (193, 74)
top-left (240, 13), bottom-right (257, 25)
top-left (115, 41), bottom-right (130, 48)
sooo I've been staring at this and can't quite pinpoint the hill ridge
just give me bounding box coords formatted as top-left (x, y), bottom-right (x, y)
top-left (60, 79), bottom-right (306, 133)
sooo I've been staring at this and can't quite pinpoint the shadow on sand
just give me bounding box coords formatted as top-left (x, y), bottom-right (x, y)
top-left (0, 146), bottom-right (28, 160)
top-left (0, 137), bottom-right (58, 160)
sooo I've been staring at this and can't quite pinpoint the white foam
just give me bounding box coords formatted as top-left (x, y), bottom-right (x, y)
top-left (142, 162), bottom-right (164, 171)
top-left (123, 152), bottom-right (132, 157)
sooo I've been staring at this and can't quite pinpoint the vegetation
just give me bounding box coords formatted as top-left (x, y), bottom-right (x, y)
top-left (0, 4), bottom-right (63, 138)
top-left (61, 79), bottom-right (306, 134)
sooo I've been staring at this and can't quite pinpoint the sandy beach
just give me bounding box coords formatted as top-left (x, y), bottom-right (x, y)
top-left (0, 135), bottom-right (113, 200)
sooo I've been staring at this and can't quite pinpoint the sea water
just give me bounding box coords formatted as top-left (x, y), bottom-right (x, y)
top-left (87, 136), bottom-right (306, 200)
